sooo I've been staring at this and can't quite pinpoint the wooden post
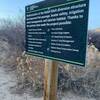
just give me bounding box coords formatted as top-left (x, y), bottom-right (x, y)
top-left (44, 59), bottom-right (58, 100)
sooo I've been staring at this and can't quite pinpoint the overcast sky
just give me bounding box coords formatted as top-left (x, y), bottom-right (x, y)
top-left (0, 0), bottom-right (100, 29)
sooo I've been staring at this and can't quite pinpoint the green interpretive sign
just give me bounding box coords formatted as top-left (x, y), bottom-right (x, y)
top-left (25, 0), bottom-right (89, 66)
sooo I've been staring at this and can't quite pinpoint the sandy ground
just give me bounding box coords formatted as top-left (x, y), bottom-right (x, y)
top-left (62, 92), bottom-right (96, 100)
top-left (0, 65), bottom-right (96, 100)
top-left (0, 65), bottom-right (42, 100)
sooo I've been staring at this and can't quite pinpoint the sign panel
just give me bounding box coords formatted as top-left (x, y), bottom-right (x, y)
top-left (25, 0), bottom-right (89, 66)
